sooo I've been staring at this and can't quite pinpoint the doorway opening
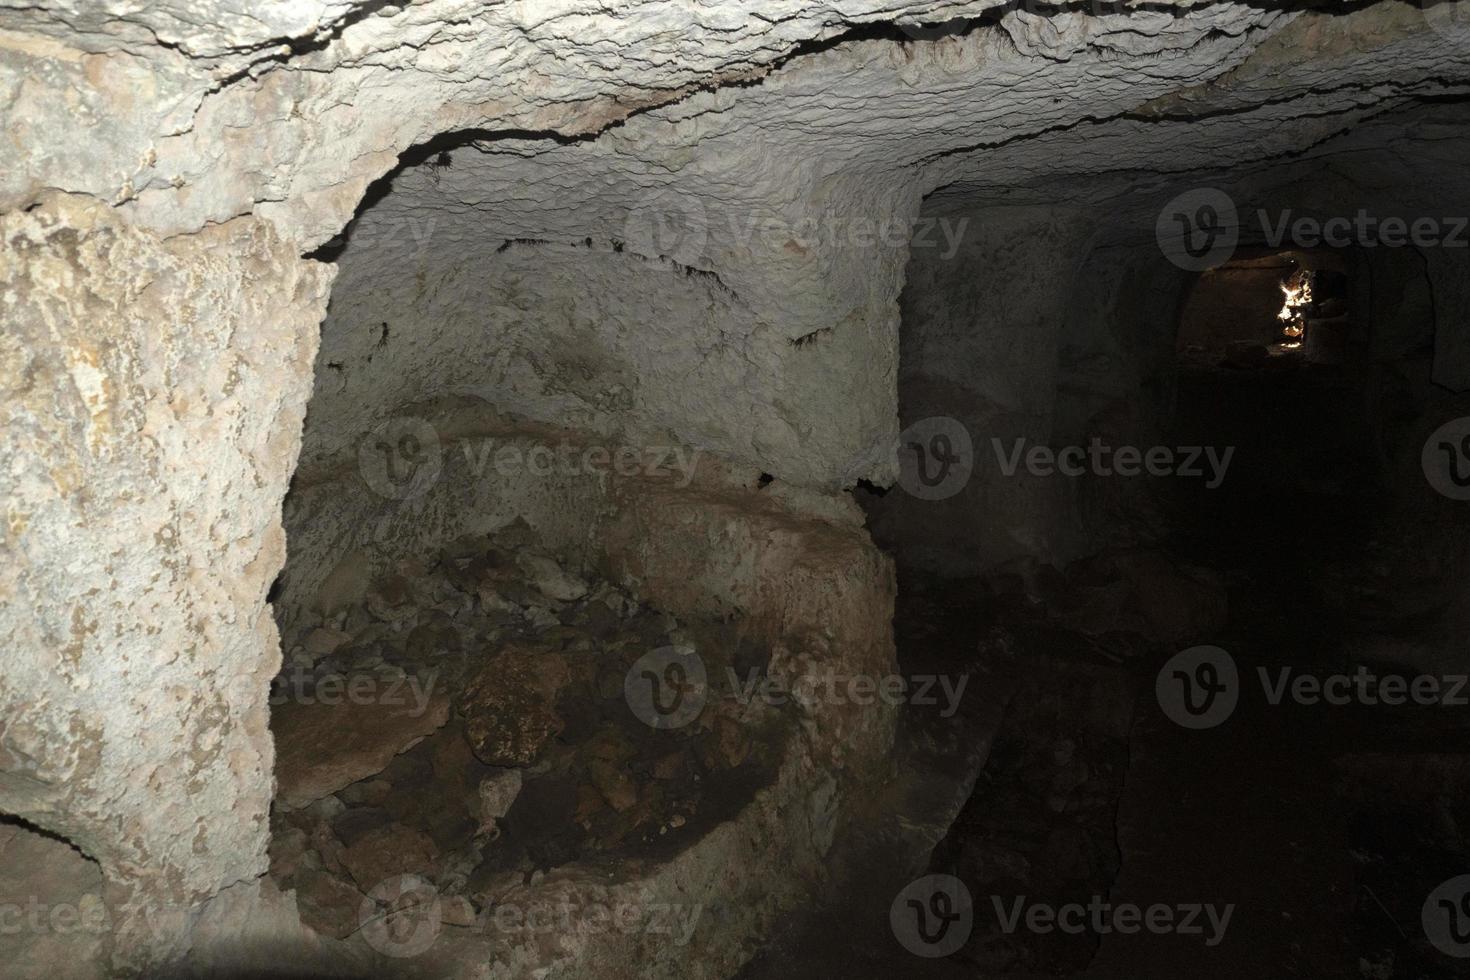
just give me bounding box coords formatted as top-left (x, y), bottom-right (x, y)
top-left (1176, 248), bottom-right (1354, 369)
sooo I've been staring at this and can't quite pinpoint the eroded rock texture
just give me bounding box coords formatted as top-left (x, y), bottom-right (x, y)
top-left (2, 0), bottom-right (1469, 974)
top-left (0, 195), bottom-right (330, 967)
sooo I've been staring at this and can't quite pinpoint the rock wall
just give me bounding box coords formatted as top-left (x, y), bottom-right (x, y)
top-left (0, 195), bottom-right (331, 968)
top-left (306, 165), bottom-right (903, 489)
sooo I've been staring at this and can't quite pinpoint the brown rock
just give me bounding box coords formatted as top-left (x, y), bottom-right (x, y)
top-left (391, 792), bottom-right (479, 854)
top-left (273, 686), bottom-right (451, 809)
top-left (589, 782), bottom-right (661, 847)
top-left (457, 646), bottom-right (569, 766)
top-left (581, 726), bottom-right (636, 764)
top-left (405, 615), bottom-right (460, 661)
top-left (397, 557), bottom-right (431, 579)
top-left (314, 548), bottom-right (373, 616)
top-left (303, 627), bottom-right (353, 660)
top-left (517, 552), bottom-right (589, 601)
top-left (443, 552), bottom-right (491, 594)
top-left (702, 715), bottom-right (750, 769)
top-left (309, 819), bottom-right (346, 875)
top-left (294, 869), bottom-right (366, 940)
top-left (574, 599), bottom-right (622, 636)
top-left (332, 806), bottom-right (393, 847)
top-left (491, 518), bottom-right (542, 552)
top-left (440, 895), bottom-right (479, 928)
top-left (339, 778), bottom-right (393, 807)
top-left (652, 751), bottom-right (687, 781)
top-left (478, 769), bottom-right (524, 827)
top-left (268, 824), bottom-right (310, 881)
top-left (429, 724), bottom-right (496, 815)
top-left (466, 868), bottom-right (523, 909)
top-left (367, 596), bottom-right (415, 624)
top-left (366, 571), bottom-right (419, 622)
top-left (338, 823), bottom-right (439, 892)
top-left (475, 585), bottom-right (524, 623)
top-left (588, 759), bottom-right (639, 812)
top-left (575, 781), bottom-right (607, 822)
top-left (595, 664), bottom-right (625, 700)
top-left (373, 571), bottom-right (414, 606)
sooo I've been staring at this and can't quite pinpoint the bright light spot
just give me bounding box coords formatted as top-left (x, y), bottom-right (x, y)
top-left (1277, 268), bottom-right (1315, 344)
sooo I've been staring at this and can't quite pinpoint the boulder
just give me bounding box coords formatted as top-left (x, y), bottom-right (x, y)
top-left (587, 759), bottom-right (638, 812)
top-left (366, 571), bottom-right (419, 622)
top-left (478, 769), bottom-right (524, 828)
top-left (302, 627), bottom-right (353, 660)
top-left (457, 646), bottom-right (569, 766)
top-left (518, 553), bottom-right (590, 602)
top-left (338, 823), bottom-right (440, 893)
top-left (273, 688), bottom-right (451, 809)
top-left (293, 869), bottom-right (367, 940)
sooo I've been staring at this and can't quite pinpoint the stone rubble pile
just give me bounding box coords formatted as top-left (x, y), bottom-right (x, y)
top-left (268, 520), bottom-right (782, 939)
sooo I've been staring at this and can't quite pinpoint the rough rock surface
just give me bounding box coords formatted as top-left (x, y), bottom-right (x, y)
top-left (339, 823), bottom-right (440, 893)
top-left (0, 195), bottom-right (331, 968)
top-left (0, 822), bottom-right (111, 979)
top-left (458, 646), bottom-right (570, 767)
top-left (273, 691), bottom-right (451, 809)
top-left (262, 516), bottom-right (823, 972)
top-left (4, 0), bottom-right (1470, 975)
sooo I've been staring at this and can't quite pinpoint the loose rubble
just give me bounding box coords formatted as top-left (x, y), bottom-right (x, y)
top-left (268, 520), bottom-right (786, 939)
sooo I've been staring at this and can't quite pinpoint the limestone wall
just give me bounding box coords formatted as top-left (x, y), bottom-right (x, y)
top-left (0, 196), bottom-right (332, 968)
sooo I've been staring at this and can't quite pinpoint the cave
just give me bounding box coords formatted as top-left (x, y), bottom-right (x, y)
top-left (5, 2), bottom-right (1470, 978)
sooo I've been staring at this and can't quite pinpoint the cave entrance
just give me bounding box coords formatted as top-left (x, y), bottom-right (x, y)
top-left (1167, 244), bottom-right (1377, 525)
top-left (1176, 248), bottom-right (1353, 369)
